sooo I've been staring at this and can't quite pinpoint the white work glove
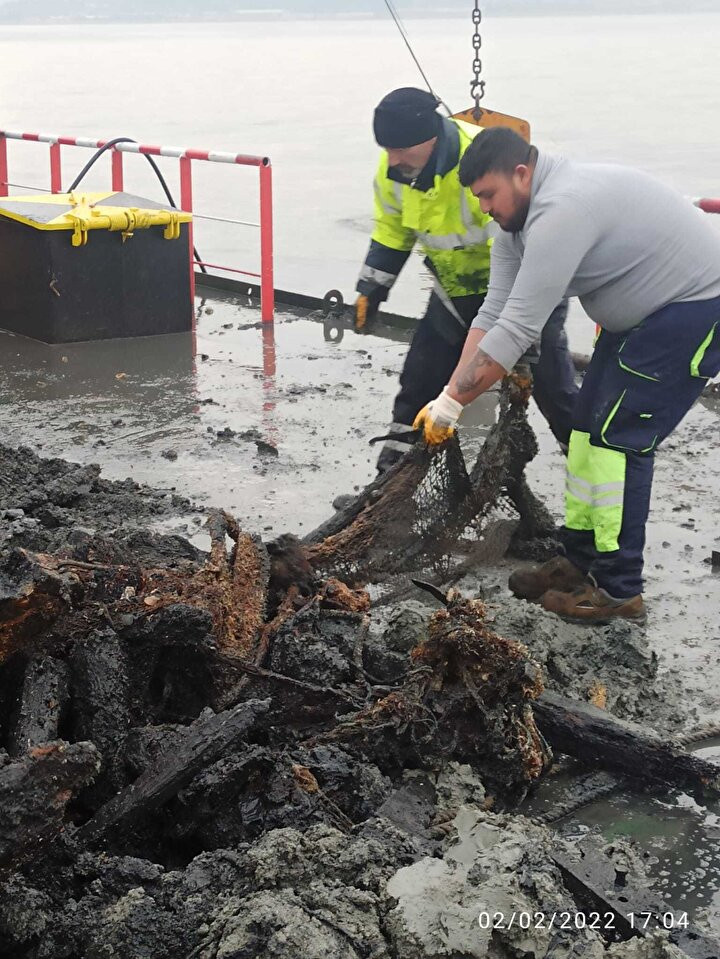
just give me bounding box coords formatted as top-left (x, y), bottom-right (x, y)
top-left (412, 388), bottom-right (464, 445)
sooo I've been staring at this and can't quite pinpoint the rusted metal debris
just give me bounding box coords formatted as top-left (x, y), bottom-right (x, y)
top-left (1, 420), bottom-right (718, 957)
top-left (0, 741), bottom-right (100, 871)
top-left (78, 698), bottom-right (270, 848)
top-left (1, 491), bottom-right (716, 880)
top-left (554, 845), bottom-right (720, 958)
top-left (0, 547), bottom-right (141, 664)
top-left (0, 507), bottom-right (557, 878)
top-left (0, 512), bottom-right (272, 673)
top-left (306, 588), bottom-right (550, 801)
top-left (535, 690), bottom-right (720, 800)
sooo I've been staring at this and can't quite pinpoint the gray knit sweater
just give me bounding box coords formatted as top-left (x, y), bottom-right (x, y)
top-left (472, 151), bottom-right (720, 370)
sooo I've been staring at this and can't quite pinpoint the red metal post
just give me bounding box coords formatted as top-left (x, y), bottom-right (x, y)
top-left (111, 150), bottom-right (124, 191)
top-left (262, 322), bottom-right (277, 380)
top-left (49, 142), bottom-right (62, 194)
top-left (0, 133), bottom-right (275, 328)
top-left (179, 155), bottom-right (196, 317)
top-left (261, 322), bottom-right (278, 442)
top-left (259, 160), bottom-right (274, 324)
top-left (0, 136), bottom-right (8, 197)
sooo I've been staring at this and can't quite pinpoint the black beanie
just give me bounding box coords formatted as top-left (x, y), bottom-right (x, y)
top-left (373, 87), bottom-right (441, 148)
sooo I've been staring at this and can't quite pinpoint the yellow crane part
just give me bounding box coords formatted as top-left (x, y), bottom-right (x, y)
top-left (452, 106), bottom-right (531, 142)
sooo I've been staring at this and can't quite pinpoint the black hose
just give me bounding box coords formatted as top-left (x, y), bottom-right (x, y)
top-left (66, 137), bottom-right (206, 273)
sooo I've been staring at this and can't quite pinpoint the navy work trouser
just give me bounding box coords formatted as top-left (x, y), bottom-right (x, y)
top-left (378, 294), bottom-right (578, 472)
top-left (561, 295), bottom-right (720, 599)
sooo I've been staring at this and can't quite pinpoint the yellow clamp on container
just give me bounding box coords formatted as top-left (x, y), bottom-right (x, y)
top-left (0, 192), bottom-right (192, 249)
top-left (65, 193), bottom-right (188, 247)
top-left (163, 212), bottom-right (181, 241)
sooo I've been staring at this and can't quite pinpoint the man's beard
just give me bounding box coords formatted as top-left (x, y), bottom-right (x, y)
top-left (497, 192), bottom-right (531, 233)
top-left (393, 163), bottom-right (423, 182)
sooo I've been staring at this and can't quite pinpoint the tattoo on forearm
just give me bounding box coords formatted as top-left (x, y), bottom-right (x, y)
top-left (455, 349), bottom-right (496, 396)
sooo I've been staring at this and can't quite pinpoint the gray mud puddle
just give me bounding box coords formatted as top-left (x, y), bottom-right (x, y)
top-left (523, 741), bottom-right (720, 932)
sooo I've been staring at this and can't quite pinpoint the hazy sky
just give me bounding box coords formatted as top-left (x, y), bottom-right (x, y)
top-left (0, 0), bottom-right (717, 22)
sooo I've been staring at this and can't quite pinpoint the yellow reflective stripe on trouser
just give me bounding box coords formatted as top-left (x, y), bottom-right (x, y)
top-left (565, 430), bottom-right (626, 552)
top-left (690, 321), bottom-right (717, 377)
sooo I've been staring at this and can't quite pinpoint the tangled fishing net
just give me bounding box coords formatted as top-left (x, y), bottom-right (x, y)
top-left (305, 367), bottom-right (556, 587)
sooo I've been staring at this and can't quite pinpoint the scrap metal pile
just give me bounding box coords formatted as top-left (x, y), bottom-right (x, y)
top-left (0, 509), bottom-right (552, 851)
top-left (0, 379), bottom-right (718, 957)
top-left (0, 489), bottom-right (555, 957)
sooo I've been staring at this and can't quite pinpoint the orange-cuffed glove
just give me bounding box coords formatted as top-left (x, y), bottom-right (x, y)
top-left (354, 293), bottom-right (380, 333)
top-left (412, 388), bottom-right (464, 445)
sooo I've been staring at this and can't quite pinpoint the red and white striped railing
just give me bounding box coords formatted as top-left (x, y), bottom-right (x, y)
top-left (0, 129), bottom-right (274, 323)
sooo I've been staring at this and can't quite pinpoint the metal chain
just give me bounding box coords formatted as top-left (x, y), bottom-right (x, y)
top-left (471, 0), bottom-right (485, 117)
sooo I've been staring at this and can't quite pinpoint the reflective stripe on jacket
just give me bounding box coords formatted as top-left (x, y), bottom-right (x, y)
top-left (357, 118), bottom-right (494, 302)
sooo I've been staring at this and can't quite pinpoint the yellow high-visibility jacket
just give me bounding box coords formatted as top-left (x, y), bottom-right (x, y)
top-left (357, 117), bottom-right (494, 308)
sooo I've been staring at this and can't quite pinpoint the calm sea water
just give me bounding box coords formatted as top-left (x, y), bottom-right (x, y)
top-left (1, 12), bottom-right (719, 350)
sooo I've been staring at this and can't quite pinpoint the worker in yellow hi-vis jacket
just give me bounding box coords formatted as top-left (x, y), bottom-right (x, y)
top-left (355, 87), bottom-right (578, 473)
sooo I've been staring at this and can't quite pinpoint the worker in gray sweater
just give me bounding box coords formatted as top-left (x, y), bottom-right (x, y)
top-left (413, 127), bottom-right (720, 623)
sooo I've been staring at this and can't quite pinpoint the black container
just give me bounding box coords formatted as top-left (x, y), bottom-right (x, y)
top-left (0, 196), bottom-right (193, 343)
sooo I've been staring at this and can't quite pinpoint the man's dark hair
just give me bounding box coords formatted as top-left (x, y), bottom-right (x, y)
top-left (459, 127), bottom-right (535, 187)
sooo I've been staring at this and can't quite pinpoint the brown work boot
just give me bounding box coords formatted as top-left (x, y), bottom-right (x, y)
top-left (508, 556), bottom-right (588, 602)
top-left (541, 584), bottom-right (646, 624)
